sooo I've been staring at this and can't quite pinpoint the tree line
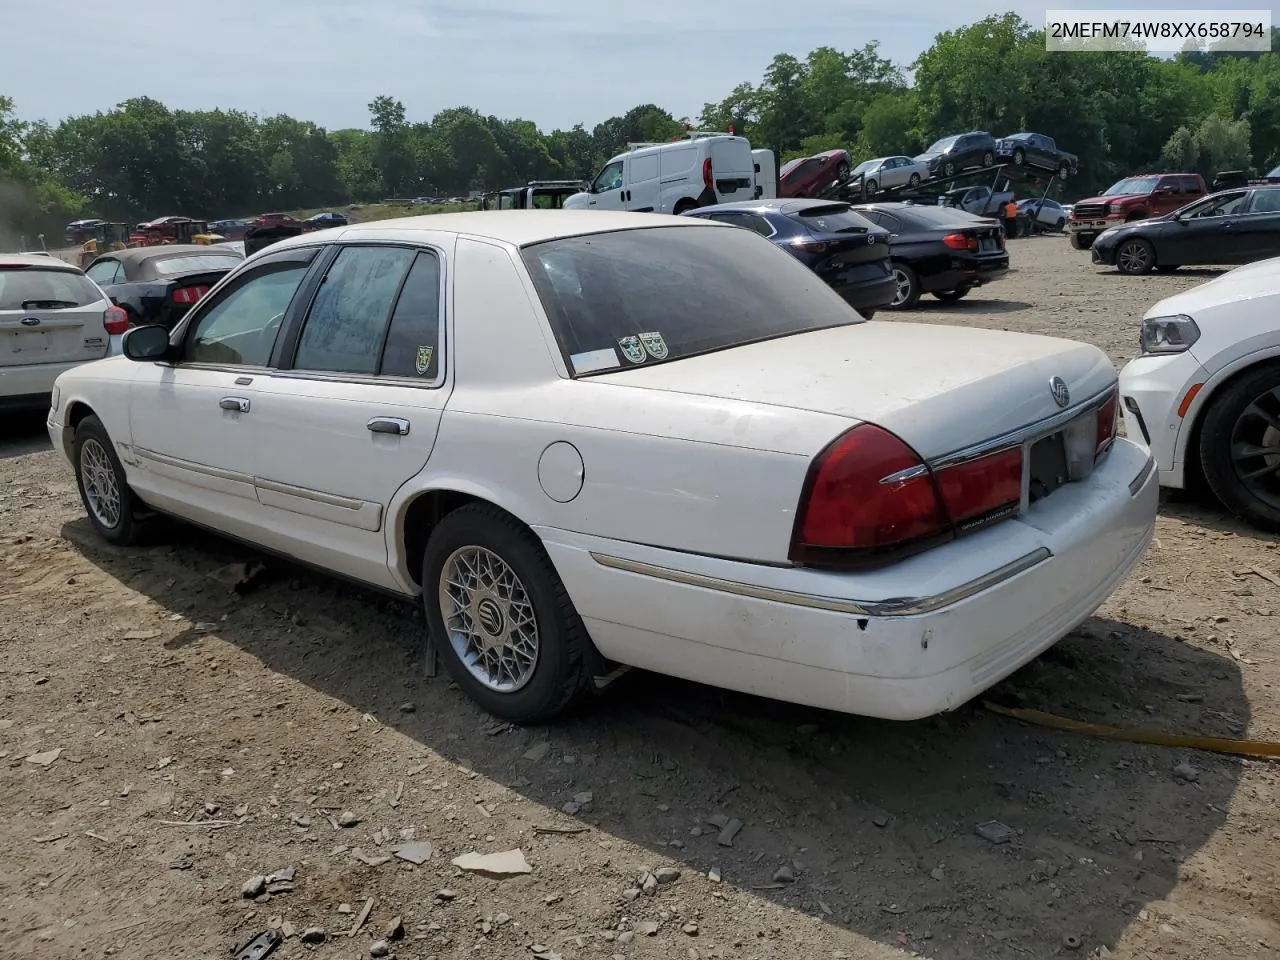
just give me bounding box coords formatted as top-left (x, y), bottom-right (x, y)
top-left (1, 12), bottom-right (1276, 244)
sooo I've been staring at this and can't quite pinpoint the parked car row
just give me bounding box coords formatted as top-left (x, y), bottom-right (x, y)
top-left (44, 208), bottom-right (1156, 730)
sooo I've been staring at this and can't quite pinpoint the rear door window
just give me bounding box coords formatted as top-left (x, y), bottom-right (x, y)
top-left (378, 251), bottom-right (443, 381)
top-left (0, 267), bottom-right (104, 310)
top-left (790, 206), bottom-right (877, 234)
top-left (85, 259), bottom-right (123, 285)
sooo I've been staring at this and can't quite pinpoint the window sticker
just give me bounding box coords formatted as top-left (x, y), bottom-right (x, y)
top-left (617, 335), bottom-right (647, 364)
top-left (638, 331), bottom-right (668, 360)
top-left (415, 345), bottom-right (433, 376)
top-left (570, 347), bottom-right (621, 374)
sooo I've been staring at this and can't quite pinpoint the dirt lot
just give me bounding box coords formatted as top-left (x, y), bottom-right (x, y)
top-left (3, 236), bottom-right (1279, 960)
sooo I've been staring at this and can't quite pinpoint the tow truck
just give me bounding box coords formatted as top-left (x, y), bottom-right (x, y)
top-left (479, 181), bottom-right (587, 210)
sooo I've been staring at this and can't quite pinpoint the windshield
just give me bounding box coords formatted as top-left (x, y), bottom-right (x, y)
top-left (851, 160), bottom-right (880, 174)
top-left (1005, 133), bottom-right (1031, 141)
top-left (152, 255), bottom-right (242, 277)
top-left (0, 267), bottom-right (103, 310)
top-left (924, 136), bottom-right (957, 153)
top-left (1103, 176), bottom-right (1160, 196)
top-left (521, 226), bottom-right (860, 376)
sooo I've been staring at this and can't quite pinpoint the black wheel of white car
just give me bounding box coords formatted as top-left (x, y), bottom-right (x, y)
top-left (1116, 238), bottom-right (1155, 275)
top-left (908, 173), bottom-right (921, 187)
top-left (888, 263), bottom-right (921, 308)
top-left (1199, 365), bottom-right (1280, 531)
top-left (423, 504), bottom-right (591, 722)
top-left (73, 414), bottom-right (142, 546)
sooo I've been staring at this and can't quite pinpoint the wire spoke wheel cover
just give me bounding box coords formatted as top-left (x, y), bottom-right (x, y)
top-left (439, 545), bottom-right (539, 693)
top-left (80, 437), bottom-right (122, 529)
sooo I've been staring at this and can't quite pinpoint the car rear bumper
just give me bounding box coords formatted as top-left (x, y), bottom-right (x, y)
top-left (539, 437), bottom-right (1156, 721)
top-left (0, 359), bottom-right (97, 408)
top-left (920, 256), bottom-right (1009, 293)
top-left (830, 274), bottom-right (897, 312)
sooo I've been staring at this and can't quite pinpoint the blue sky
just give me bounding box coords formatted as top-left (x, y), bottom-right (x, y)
top-left (4, 2), bottom-right (1276, 131)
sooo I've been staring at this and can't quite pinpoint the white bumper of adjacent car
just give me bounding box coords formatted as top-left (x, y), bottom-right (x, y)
top-left (1117, 350), bottom-right (1207, 490)
top-left (538, 437), bottom-right (1157, 721)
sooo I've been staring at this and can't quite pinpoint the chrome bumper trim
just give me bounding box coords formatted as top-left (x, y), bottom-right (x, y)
top-left (589, 547), bottom-right (1052, 619)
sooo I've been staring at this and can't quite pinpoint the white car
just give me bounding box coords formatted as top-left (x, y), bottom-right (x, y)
top-left (1119, 256), bottom-right (1280, 529)
top-left (850, 155), bottom-right (930, 193)
top-left (48, 211), bottom-right (1157, 723)
top-left (1, 254), bottom-right (127, 413)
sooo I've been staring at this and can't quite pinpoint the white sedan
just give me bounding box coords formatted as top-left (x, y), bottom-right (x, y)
top-left (850, 155), bottom-right (930, 193)
top-left (1119, 256), bottom-right (1280, 529)
top-left (48, 211), bottom-right (1157, 723)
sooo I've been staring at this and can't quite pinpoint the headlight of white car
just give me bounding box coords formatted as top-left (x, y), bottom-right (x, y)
top-left (1140, 315), bottom-right (1200, 355)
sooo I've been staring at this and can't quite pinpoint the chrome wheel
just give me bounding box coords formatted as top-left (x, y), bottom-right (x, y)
top-left (891, 267), bottom-right (913, 306)
top-left (80, 438), bottom-right (121, 529)
top-left (438, 546), bottom-right (539, 693)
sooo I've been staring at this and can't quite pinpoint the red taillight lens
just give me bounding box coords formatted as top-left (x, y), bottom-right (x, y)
top-left (103, 305), bottom-right (129, 335)
top-left (791, 239), bottom-right (829, 252)
top-left (171, 285), bottom-right (209, 304)
top-left (1096, 389), bottom-right (1119, 455)
top-left (934, 448), bottom-right (1023, 530)
top-left (942, 232), bottom-right (978, 251)
top-left (790, 424), bottom-right (951, 567)
top-left (703, 157), bottom-right (713, 190)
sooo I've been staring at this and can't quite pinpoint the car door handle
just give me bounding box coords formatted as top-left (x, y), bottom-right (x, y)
top-left (220, 396), bottom-right (250, 412)
top-left (367, 417), bottom-right (410, 436)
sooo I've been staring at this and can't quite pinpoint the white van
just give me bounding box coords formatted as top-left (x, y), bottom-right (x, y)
top-left (566, 134), bottom-right (772, 214)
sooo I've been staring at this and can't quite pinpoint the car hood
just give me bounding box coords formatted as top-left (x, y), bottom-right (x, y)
top-left (1145, 256), bottom-right (1280, 319)
top-left (589, 322), bottom-right (1114, 460)
top-left (913, 152), bottom-right (940, 162)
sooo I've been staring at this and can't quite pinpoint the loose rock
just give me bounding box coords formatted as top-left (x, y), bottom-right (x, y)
top-left (655, 866), bottom-right (681, 884)
top-left (385, 916), bottom-right (404, 940)
top-left (281, 921), bottom-right (295, 939)
top-left (717, 818), bottom-right (743, 847)
top-left (1172, 761), bottom-right (1200, 783)
top-left (242, 875), bottom-right (267, 898)
top-left (338, 811), bottom-right (361, 828)
top-left (522, 742), bottom-right (551, 762)
top-left (682, 922), bottom-right (699, 936)
top-left (641, 873), bottom-right (658, 896)
top-left (435, 889), bottom-right (457, 901)
top-left (451, 849), bottom-right (532, 878)
top-left (399, 702), bottom-right (416, 713)
top-left (637, 920), bottom-right (660, 936)
top-left (707, 866), bottom-right (721, 883)
top-left (975, 820), bottom-right (1015, 844)
top-left (369, 939), bottom-right (391, 957)
top-left (391, 840), bottom-right (433, 864)
top-left (300, 927), bottom-right (325, 944)
top-left (772, 863), bottom-right (796, 884)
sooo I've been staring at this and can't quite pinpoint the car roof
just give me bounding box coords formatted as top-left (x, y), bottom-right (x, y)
top-left (100, 245), bottom-right (243, 265)
top-left (691, 198), bottom-right (851, 216)
top-left (0, 253), bottom-right (83, 271)
top-left (263, 210), bottom-right (721, 251)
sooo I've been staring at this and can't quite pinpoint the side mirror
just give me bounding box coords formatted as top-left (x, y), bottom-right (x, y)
top-left (122, 324), bottom-right (173, 362)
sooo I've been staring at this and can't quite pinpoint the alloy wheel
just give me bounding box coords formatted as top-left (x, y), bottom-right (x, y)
top-left (1117, 241), bottom-right (1152, 273)
top-left (1228, 390), bottom-right (1280, 512)
top-left (80, 438), bottom-right (122, 529)
top-left (891, 267), bottom-right (913, 306)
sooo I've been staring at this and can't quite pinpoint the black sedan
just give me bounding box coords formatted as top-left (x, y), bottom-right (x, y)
top-left (1091, 185), bottom-right (1280, 275)
top-left (303, 211), bottom-right (349, 230)
top-left (850, 202), bottom-right (1009, 308)
top-left (681, 199), bottom-right (895, 317)
top-left (82, 245), bottom-right (243, 329)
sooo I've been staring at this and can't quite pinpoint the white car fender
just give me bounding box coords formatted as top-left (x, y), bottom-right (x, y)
top-left (1173, 339), bottom-right (1280, 471)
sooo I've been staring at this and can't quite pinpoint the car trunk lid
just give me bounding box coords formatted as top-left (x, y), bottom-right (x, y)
top-left (0, 266), bottom-right (109, 366)
top-left (590, 321), bottom-right (1115, 461)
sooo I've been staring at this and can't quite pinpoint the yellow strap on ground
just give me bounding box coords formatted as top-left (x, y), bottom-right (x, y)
top-left (982, 701), bottom-right (1280, 759)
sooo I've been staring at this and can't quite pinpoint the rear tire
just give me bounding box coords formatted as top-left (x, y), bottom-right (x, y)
top-left (835, 161), bottom-right (850, 180)
top-left (933, 286), bottom-right (970, 301)
top-left (865, 179), bottom-right (878, 194)
top-left (1058, 162), bottom-right (1070, 180)
top-left (887, 263), bottom-right (921, 309)
top-left (673, 199), bottom-right (697, 215)
top-left (73, 415), bottom-right (143, 546)
top-left (1199, 364), bottom-right (1280, 531)
top-left (982, 151), bottom-right (994, 167)
top-left (943, 161), bottom-right (956, 178)
top-left (422, 504), bottom-right (594, 723)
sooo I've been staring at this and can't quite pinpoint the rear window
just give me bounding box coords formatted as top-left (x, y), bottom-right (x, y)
top-left (893, 206), bottom-right (990, 229)
top-left (152, 255), bottom-right (242, 278)
top-left (0, 267), bottom-right (103, 310)
top-left (521, 226), bottom-right (859, 377)
top-left (790, 205), bottom-right (877, 233)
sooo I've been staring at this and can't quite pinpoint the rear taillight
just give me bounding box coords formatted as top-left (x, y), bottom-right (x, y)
top-left (171, 285), bottom-right (210, 304)
top-left (1096, 389), bottom-right (1119, 455)
top-left (791, 239), bottom-right (830, 252)
top-left (942, 232), bottom-right (978, 251)
top-left (934, 448), bottom-right (1023, 530)
top-left (791, 425), bottom-right (1028, 570)
top-left (790, 425), bottom-right (951, 567)
top-left (703, 157), bottom-right (713, 190)
top-left (103, 305), bottom-right (129, 335)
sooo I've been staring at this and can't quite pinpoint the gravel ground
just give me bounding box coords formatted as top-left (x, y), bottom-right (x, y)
top-left (2, 235), bottom-right (1278, 960)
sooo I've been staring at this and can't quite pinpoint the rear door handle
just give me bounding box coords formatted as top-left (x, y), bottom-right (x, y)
top-left (220, 396), bottom-right (250, 412)
top-left (367, 417), bottom-right (410, 436)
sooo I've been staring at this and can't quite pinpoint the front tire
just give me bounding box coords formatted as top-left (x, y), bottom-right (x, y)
top-left (942, 161), bottom-right (956, 178)
top-left (1116, 238), bottom-right (1155, 275)
top-left (865, 179), bottom-right (878, 193)
top-left (908, 173), bottom-right (921, 187)
top-left (1012, 148), bottom-right (1025, 166)
top-left (422, 504), bottom-right (593, 723)
top-left (73, 415), bottom-right (143, 545)
top-left (887, 263), bottom-right (921, 309)
top-left (1058, 162), bottom-right (1070, 180)
top-left (1069, 232), bottom-right (1095, 250)
top-left (1199, 364), bottom-right (1280, 531)
top-left (982, 151), bottom-right (994, 167)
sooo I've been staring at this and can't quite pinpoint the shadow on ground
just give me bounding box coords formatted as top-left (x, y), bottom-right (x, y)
top-left (65, 517), bottom-right (1247, 960)
top-left (0, 411), bottom-right (52, 461)
top-left (905, 298), bottom-right (1032, 315)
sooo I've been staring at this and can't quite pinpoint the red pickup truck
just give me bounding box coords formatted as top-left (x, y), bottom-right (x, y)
top-left (1068, 173), bottom-right (1206, 250)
